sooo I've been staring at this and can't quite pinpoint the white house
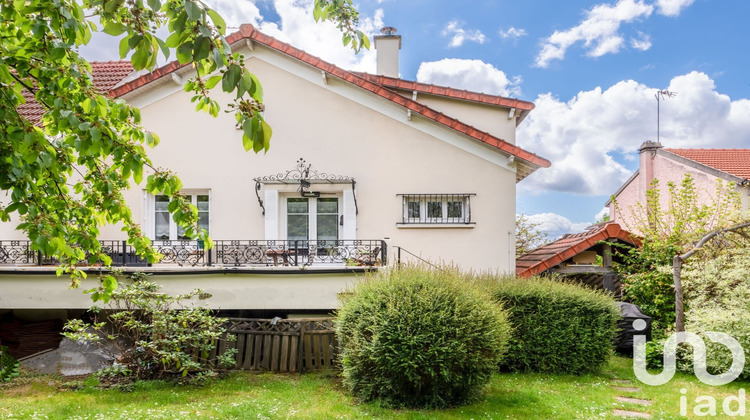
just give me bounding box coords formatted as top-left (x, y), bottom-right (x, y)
top-left (0, 25), bottom-right (550, 317)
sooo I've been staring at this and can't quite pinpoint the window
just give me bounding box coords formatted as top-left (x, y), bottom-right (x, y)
top-left (284, 196), bottom-right (339, 242)
top-left (400, 194), bottom-right (474, 224)
top-left (153, 193), bottom-right (209, 240)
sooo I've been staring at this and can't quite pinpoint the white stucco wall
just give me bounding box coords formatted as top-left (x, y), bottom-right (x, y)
top-left (392, 90), bottom-right (518, 145)
top-left (0, 270), bottom-right (362, 310)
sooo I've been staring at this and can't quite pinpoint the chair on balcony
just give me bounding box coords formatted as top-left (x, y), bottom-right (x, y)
top-left (354, 247), bottom-right (381, 266)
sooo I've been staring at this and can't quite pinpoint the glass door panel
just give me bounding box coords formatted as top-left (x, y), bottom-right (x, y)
top-left (287, 198), bottom-right (309, 242)
top-left (317, 198), bottom-right (339, 243)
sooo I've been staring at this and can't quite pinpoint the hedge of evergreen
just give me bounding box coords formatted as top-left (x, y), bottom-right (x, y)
top-left (490, 276), bottom-right (619, 374)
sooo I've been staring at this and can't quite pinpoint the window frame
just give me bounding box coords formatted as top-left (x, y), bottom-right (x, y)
top-left (148, 190), bottom-right (211, 241)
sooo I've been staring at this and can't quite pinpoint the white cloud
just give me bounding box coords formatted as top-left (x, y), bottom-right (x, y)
top-left (517, 71), bottom-right (750, 196)
top-left (499, 27), bottom-right (527, 40)
top-left (595, 207), bottom-right (610, 222)
top-left (206, 0), bottom-right (382, 72)
top-left (442, 20), bottom-right (486, 48)
top-left (534, 0), bottom-right (653, 67)
top-left (630, 31), bottom-right (651, 50)
top-left (655, 0), bottom-right (696, 16)
top-left (416, 59), bottom-right (520, 96)
top-left (525, 212), bottom-right (592, 239)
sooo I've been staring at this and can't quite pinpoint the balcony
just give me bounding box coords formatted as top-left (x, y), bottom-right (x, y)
top-left (0, 239), bottom-right (386, 270)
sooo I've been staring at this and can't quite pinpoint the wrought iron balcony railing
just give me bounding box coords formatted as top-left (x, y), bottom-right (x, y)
top-left (0, 239), bottom-right (386, 268)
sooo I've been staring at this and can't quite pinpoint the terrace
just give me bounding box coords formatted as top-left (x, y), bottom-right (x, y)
top-left (0, 239), bottom-right (386, 270)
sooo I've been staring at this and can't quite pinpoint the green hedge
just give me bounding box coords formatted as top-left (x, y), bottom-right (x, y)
top-left (490, 276), bottom-right (619, 374)
top-left (336, 266), bottom-right (511, 408)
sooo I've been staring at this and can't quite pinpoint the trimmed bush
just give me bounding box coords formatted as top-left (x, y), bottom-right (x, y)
top-left (336, 266), bottom-right (511, 408)
top-left (490, 276), bottom-right (619, 374)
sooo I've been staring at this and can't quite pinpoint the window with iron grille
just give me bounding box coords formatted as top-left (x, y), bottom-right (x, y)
top-left (399, 194), bottom-right (474, 224)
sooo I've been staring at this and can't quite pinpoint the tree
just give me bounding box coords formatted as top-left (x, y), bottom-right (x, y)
top-left (515, 214), bottom-right (549, 257)
top-left (612, 174), bottom-right (745, 333)
top-left (0, 0), bottom-right (367, 300)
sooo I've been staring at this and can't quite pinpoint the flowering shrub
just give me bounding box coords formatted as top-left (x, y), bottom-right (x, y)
top-left (64, 272), bottom-right (236, 381)
top-left (683, 248), bottom-right (750, 378)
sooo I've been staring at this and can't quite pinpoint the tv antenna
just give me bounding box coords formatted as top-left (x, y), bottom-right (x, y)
top-left (655, 89), bottom-right (676, 142)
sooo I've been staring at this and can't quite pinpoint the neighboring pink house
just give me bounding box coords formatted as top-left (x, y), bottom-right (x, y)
top-left (607, 141), bottom-right (750, 231)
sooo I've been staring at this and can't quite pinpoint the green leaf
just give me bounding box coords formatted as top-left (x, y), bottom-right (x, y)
top-left (241, 118), bottom-right (254, 151)
top-left (147, 0), bottom-right (162, 11)
top-left (103, 22), bottom-right (126, 36)
top-left (192, 36), bottom-right (211, 62)
top-left (205, 75), bottom-right (221, 90)
top-left (176, 42), bottom-right (193, 64)
top-left (118, 36), bottom-right (130, 58)
top-left (206, 9), bottom-right (226, 35)
top-left (222, 64), bottom-right (242, 92)
top-left (132, 44), bottom-right (149, 69)
top-left (164, 32), bottom-right (182, 48)
top-left (184, 0), bottom-right (202, 21)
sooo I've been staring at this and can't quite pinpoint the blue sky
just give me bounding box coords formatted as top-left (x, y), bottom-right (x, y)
top-left (82, 0), bottom-right (750, 238)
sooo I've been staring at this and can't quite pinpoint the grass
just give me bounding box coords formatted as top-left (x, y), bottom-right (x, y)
top-left (0, 356), bottom-right (746, 419)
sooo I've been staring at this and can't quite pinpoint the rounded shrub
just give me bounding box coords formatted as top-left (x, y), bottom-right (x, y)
top-left (490, 276), bottom-right (619, 374)
top-left (336, 266), bottom-right (511, 408)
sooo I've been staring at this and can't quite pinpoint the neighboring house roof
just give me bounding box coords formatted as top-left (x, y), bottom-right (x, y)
top-left (17, 61), bottom-right (134, 125)
top-left (352, 72), bottom-right (535, 125)
top-left (109, 24), bottom-right (550, 180)
top-left (516, 222), bottom-right (639, 277)
top-left (664, 148), bottom-right (750, 180)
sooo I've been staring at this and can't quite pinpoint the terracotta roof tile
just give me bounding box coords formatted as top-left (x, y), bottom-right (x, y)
top-left (17, 61), bottom-right (134, 125)
top-left (110, 24), bottom-right (551, 175)
top-left (353, 72), bottom-right (535, 111)
top-left (665, 148), bottom-right (750, 180)
top-left (516, 222), bottom-right (640, 277)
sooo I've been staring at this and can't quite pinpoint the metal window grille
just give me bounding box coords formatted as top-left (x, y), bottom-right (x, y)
top-left (398, 194), bottom-right (475, 224)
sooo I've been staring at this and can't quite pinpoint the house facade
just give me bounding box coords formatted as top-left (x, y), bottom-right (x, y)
top-left (607, 141), bottom-right (750, 232)
top-left (0, 25), bottom-right (549, 316)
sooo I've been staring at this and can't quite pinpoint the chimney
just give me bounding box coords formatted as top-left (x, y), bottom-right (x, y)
top-left (638, 140), bottom-right (663, 194)
top-left (374, 27), bottom-right (401, 78)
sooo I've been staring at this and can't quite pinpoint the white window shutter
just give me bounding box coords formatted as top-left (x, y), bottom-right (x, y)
top-left (144, 191), bottom-right (155, 239)
top-left (264, 190), bottom-right (279, 240)
top-left (342, 189), bottom-right (356, 239)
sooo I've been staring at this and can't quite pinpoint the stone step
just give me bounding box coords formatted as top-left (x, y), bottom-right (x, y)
top-left (613, 386), bottom-right (641, 392)
top-left (612, 379), bottom-right (633, 384)
top-left (616, 396), bottom-right (653, 406)
top-left (613, 409), bottom-right (651, 418)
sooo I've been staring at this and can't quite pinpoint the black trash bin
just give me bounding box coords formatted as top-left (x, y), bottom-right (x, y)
top-left (615, 302), bottom-right (652, 355)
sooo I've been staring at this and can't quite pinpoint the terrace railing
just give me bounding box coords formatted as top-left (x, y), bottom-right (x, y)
top-left (0, 239), bottom-right (386, 268)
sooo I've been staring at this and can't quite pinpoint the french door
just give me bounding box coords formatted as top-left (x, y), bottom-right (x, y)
top-left (286, 197), bottom-right (339, 242)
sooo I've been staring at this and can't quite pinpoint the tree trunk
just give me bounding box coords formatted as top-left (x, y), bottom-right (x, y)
top-left (673, 255), bottom-right (684, 332)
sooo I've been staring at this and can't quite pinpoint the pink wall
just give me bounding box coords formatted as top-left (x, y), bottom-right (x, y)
top-left (609, 146), bottom-right (747, 235)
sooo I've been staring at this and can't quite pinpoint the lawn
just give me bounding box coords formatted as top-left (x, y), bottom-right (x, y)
top-left (0, 356), bottom-right (745, 419)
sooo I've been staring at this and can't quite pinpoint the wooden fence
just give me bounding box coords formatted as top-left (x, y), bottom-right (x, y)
top-left (215, 318), bottom-right (337, 373)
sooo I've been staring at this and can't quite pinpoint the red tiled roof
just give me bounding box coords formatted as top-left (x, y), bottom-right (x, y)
top-left (516, 222), bottom-right (640, 278)
top-left (665, 148), bottom-right (750, 180)
top-left (110, 24), bottom-right (551, 173)
top-left (353, 72), bottom-right (534, 111)
top-left (17, 61), bottom-right (134, 125)
top-left (89, 60), bottom-right (135, 91)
